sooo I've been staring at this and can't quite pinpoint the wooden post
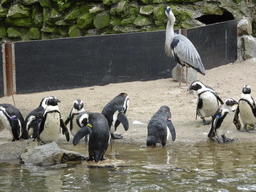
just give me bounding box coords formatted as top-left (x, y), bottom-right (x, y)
top-left (3, 42), bottom-right (16, 96)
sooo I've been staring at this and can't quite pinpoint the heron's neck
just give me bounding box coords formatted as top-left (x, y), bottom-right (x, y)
top-left (165, 20), bottom-right (175, 56)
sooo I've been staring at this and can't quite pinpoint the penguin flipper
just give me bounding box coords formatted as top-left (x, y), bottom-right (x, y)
top-left (167, 118), bottom-right (176, 141)
top-left (11, 118), bottom-right (20, 141)
top-left (60, 118), bottom-right (70, 142)
top-left (233, 106), bottom-right (241, 130)
top-left (117, 112), bottom-right (129, 131)
top-left (73, 125), bottom-right (92, 146)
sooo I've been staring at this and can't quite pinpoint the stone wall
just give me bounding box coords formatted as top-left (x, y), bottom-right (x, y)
top-left (0, 0), bottom-right (256, 60)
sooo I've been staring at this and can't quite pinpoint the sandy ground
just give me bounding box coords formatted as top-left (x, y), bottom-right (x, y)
top-left (1, 58), bottom-right (256, 147)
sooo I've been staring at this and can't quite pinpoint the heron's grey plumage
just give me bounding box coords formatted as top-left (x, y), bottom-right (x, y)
top-left (165, 6), bottom-right (205, 79)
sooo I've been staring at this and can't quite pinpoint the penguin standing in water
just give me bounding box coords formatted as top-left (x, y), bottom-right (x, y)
top-left (147, 106), bottom-right (176, 147)
top-left (102, 92), bottom-right (129, 139)
top-left (73, 111), bottom-right (110, 162)
top-left (208, 98), bottom-right (238, 143)
top-left (25, 96), bottom-right (58, 139)
top-left (35, 97), bottom-right (70, 143)
top-left (65, 99), bottom-right (86, 137)
top-left (233, 85), bottom-right (256, 132)
top-left (0, 104), bottom-right (28, 141)
top-left (188, 80), bottom-right (223, 125)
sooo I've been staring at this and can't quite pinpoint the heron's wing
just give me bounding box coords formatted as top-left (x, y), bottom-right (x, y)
top-left (172, 34), bottom-right (205, 75)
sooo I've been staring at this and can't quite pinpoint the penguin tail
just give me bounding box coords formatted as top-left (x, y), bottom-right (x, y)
top-left (94, 151), bottom-right (101, 163)
top-left (146, 136), bottom-right (157, 147)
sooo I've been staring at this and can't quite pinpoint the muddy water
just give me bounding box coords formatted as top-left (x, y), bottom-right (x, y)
top-left (1, 141), bottom-right (256, 191)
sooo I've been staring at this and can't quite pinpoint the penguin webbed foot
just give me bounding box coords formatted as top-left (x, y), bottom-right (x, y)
top-left (247, 126), bottom-right (255, 133)
top-left (202, 118), bottom-right (210, 125)
top-left (222, 135), bottom-right (234, 143)
top-left (240, 125), bottom-right (248, 132)
top-left (111, 133), bottom-right (123, 139)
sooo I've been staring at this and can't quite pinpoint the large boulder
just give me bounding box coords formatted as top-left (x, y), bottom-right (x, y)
top-left (237, 18), bottom-right (252, 36)
top-left (20, 142), bottom-right (86, 166)
top-left (172, 64), bottom-right (197, 84)
top-left (240, 35), bottom-right (256, 60)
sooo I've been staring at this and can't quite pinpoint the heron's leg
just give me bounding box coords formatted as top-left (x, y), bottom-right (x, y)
top-left (186, 66), bottom-right (188, 85)
top-left (179, 65), bottom-right (183, 86)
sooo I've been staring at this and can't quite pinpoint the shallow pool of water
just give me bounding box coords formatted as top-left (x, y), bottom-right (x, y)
top-left (1, 141), bottom-right (256, 191)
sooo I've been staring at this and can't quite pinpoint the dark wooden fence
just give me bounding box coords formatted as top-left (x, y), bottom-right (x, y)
top-left (1, 20), bottom-right (237, 95)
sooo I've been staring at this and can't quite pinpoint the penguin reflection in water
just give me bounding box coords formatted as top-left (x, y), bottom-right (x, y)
top-left (188, 80), bottom-right (223, 125)
top-left (102, 93), bottom-right (129, 139)
top-left (233, 85), bottom-right (256, 133)
top-left (73, 112), bottom-right (110, 162)
top-left (0, 104), bottom-right (29, 141)
top-left (208, 98), bottom-right (238, 144)
top-left (147, 106), bottom-right (176, 147)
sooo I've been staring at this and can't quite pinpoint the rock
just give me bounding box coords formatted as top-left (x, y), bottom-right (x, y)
top-left (203, 3), bottom-right (224, 15)
top-left (23, 0), bottom-right (38, 5)
top-left (134, 15), bottom-right (152, 26)
top-left (20, 142), bottom-right (86, 166)
top-left (39, 0), bottom-right (51, 8)
top-left (140, 5), bottom-right (154, 15)
top-left (0, 140), bottom-right (32, 161)
top-left (121, 16), bottom-right (135, 26)
top-left (65, 7), bottom-right (80, 20)
top-left (0, 25), bottom-right (7, 38)
top-left (128, 4), bottom-right (139, 16)
top-left (7, 27), bottom-right (22, 38)
top-left (77, 13), bottom-right (94, 29)
top-left (241, 35), bottom-right (256, 60)
top-left (7, 4), bottom-right (30, 19)
top-left (237, 18), bottom-right (252, 36)
top-left (28, 27), bottom-right (41, 39)
top-left (32, 7), bottom-right (43, 27)
top-left (69, 25), bottom-right (79, 37)
top-left (6, 17), bottom-right (32, 27)
top-left (172, 64), bottom-right (197, 84)
top-left (153, 5), bottom-right (165, 20)
top-left (110, 16), bottom-right (122, 26)
top-left (93, 12), bottom-right (110, 29)
top-left (0, 6), bottom-right (7, 18)
top-left (89, 6), bottom-right (104, 15)
top-left (116, 0), bottom-right (128, 14)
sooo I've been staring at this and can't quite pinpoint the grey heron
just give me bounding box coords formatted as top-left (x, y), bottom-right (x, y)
top-left (165, 6), bottom-right (205, 86)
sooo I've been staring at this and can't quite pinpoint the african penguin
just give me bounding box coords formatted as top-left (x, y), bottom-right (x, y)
top-left (208, 98), bottom-right (238, 143)
top-left (65, 99), bottom-right (86, 137)
top-left (188, 80), bottom-right (223, 125)
top-left (25, 96), bottom-right (58, 139)
top-left (73, 111), bottom-right (110, 162)
top-left (233, 85), bottom-right (256, 133)
top-left (0, 104), bottom-right (28, 141)
top-left (147, 106), bottom-right (176, 147)
top-left (36, 97), bottom-right (70, 143)
top-left (102, 92), bottom-right (129, 139)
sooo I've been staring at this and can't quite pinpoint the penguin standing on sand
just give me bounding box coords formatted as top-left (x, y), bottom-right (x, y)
top-left (0, 104), bottom-right (28, 141)
top-left (208, 98), bottom-right (238, 143)
top-left (25, 96), bottom-right (57, 139)
top-left (36, 97), bottom-right (70, 143)
top-left (102, 92), bottom-right (129, 139)
top-left (147, 106), bottom-right (176, 147)
top-left (233, 85), bottom-right (256, 132)
top-left (65, 99), bottom-right (86, 137)
top-left (188, 80), bottom-right (223, 125)
top-left (73, 111), bottom-right (110, 162)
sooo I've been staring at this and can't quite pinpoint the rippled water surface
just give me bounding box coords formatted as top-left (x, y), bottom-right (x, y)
top-left (1, 141), bottom-right (256, 191)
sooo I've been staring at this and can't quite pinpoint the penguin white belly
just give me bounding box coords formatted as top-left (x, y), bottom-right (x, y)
top-left (40, 113), bottom-right (60, 142)
top-left (166, 125), bottom-right (170, 140)
top-left (71, 118), bottom-right (81, 137)
top-left (0, 111), bottom-right (10, 132)
top-left (239, 101), bottom-right (256, 125)
top-left (199, 93), bottom-right (219, 117)
top-left (217, 113), bottom-right (235, 136)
